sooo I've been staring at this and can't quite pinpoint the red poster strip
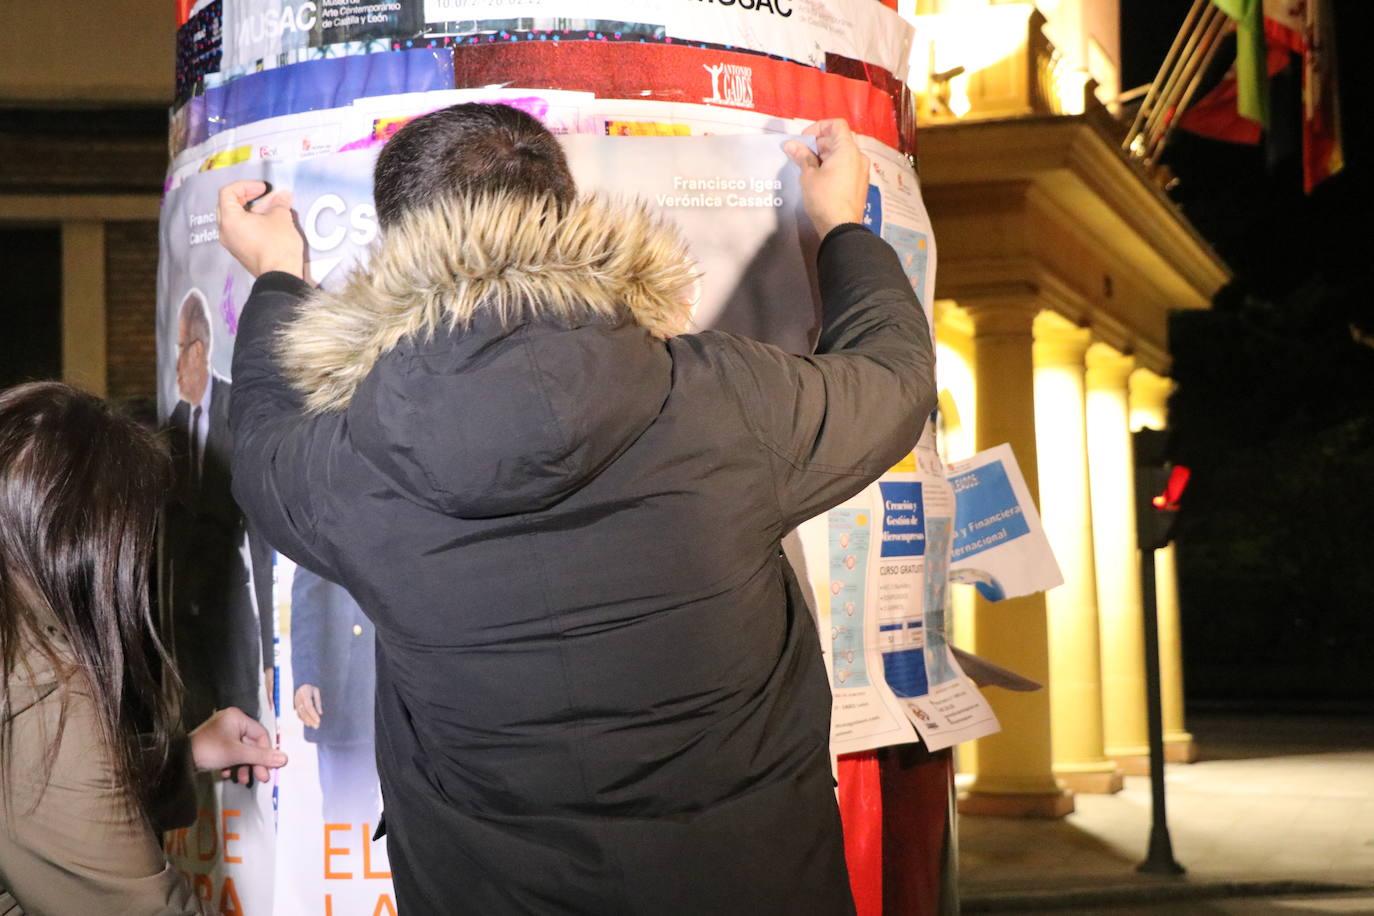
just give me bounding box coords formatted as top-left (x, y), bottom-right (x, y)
top-left (451, 42), bottom-right (901, 147)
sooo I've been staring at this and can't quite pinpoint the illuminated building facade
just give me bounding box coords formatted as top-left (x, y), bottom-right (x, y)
top-left (903, 0), bottom-right (1226, 815)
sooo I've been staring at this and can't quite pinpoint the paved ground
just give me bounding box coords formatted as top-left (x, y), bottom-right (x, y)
top-left (957, 711), bottom-right (1374, 913)
top-left (1012, 889), bottom-right (1374, 914)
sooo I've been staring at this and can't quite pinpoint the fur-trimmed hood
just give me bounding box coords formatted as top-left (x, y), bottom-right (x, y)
top-left (278, 193), bottom-right (698, 518)
top-left (280, 193), bottom-right (697, 414)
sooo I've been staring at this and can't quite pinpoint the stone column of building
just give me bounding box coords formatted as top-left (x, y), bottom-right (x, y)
top-left (1033, 319), bottom-right (1122, 793)
top-left (933, 301), bottom-right (981, 777)
top-left (959, 297), bottom-right (1073, 817)
top-left (1129, 368), bottom-right (1198, 763)
top-left (61, 220), bottom-right (107, 396)
top-left (1085, 343), bottom-right (1149, 773)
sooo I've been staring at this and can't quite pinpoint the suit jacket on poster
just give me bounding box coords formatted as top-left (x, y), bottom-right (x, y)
top-left (228, 193), bottom-right (936, 915)
top-left (165, 374), bottom-right (274, 724)
top-left (290, 566), bottom-right (375, 746)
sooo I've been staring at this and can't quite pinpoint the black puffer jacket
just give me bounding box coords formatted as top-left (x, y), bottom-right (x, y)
top-left (230, 193), bottom-right (935, 915)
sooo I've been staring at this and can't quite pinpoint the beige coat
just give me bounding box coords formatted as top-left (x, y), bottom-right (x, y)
top-left (0, 635), bottom-right (209, 916)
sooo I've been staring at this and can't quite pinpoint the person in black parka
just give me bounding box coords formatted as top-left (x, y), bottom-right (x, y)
top-left (290, 566), bottom-right (379, 826)
top-left (217, 104), bottom-right (936, 915)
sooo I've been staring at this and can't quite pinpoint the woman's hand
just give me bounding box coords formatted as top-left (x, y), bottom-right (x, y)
top-left (190, 707), bottom-right (288, 785)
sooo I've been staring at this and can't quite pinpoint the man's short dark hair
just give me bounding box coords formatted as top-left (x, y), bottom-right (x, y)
top-left (373, 103), bottom-right (576, 228)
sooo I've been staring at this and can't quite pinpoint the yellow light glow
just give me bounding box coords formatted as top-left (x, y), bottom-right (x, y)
top-left (1054, 64), bottom-right (1089, 116)
top-left (935, 341), bottom-right (976, 461)
top-left (947, 73), bottom-right (972, 118)
top-left (906, 4), bottom-right (1040, 95)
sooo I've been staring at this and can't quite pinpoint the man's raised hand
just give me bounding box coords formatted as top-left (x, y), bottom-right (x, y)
top-left (217, 179), bottom-right (307, 280)
top-left (784, 119), bottom-right (871, 239)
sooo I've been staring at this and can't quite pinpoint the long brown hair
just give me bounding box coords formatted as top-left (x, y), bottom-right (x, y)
top-left (0, 381), bottom-right (180, 821)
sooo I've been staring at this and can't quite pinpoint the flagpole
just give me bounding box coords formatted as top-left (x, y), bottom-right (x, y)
top-left (1146, 13), bottom-right (1232, 166)
top-left (1124, 0), bottom-right (1207, 154)
top-left (1140, 3), bottom-right (1226, 157)
top-left (1138, 4), bottom-right (1219, 155)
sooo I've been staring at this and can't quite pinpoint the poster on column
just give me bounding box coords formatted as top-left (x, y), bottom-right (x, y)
top-left (794, 447), bottom-right (1002, 754)
top-left (887, 449), bottom-right (1002, 752)
top-left (200, 0), bottom-right (913, 97)
top-left (219, 0), bottom-right (425, 72)
top-left (159, 133), bottom-right (392, 915)
top-left (160, 5), bottom-right (932, 898)
top-left (793, 486), bottom-right (920, 757)
top-left (158, 124), bottom-right (917, 908)
top-left (422, 0), bottom-right (912, 75)
top-left (157, 148), bottom-right (283, 916)
top-left (881, 442), bottom-right (1067, 750)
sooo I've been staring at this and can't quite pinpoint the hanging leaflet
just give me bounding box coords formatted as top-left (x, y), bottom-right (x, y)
top-left (872, 449), bottom-right (1001, 751)
top-left (794, 489), bottom-right (920, 757)
top-left (948, 443), bottom-right (1064, 602)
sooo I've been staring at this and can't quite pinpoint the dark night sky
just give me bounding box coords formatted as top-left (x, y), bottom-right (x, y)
top-left (1119, 0), bottom-right (1374, 703)
top-left (1120, 0), bottom-right (1374, 302)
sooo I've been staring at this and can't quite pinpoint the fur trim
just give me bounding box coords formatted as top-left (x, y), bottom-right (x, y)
top-left (279, 193), bottom-right (699, 413)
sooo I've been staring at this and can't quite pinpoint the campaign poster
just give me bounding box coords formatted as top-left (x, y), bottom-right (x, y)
top-left (271, 559), bottom-right (390, 916)
top-left (561, 133), bottom-right (820, 353)
top-left (160, 132), bottom-right (391, 914)
top-left (158, 164), bottom-right (280, 915)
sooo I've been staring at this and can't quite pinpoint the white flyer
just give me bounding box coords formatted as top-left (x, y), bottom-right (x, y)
top-left (901, 649), bottom-right (1003, 751)
top-left (796, 489), bottom-right (920, 757)
top-left (947, 444), bottom-right (1065, 602)
top-left (869, 449), bottom-right (1002, 751)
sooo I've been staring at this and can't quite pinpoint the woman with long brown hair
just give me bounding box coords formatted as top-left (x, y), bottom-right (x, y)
top-left (0, 381), bottom-right (287, 914)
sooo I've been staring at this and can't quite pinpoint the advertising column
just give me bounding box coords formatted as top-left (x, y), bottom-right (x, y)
top-left (161, 2), bottom-right (929, 910)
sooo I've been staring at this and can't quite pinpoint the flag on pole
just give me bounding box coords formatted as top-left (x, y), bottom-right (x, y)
top-left (1176, 42), bottom-right (1289, 144)
top-left (1301, 0), bottom-right (1344, 191)
top-left (1208, 0), bottom-right (1269, 125)
top-left (1263, 0), bottom-right (1306, 54)
top-left (1178, 0), bottom-right (1343, 191)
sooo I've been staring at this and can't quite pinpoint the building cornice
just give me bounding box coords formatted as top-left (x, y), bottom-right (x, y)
top-left (918, 116), bottom-right (1230, 306)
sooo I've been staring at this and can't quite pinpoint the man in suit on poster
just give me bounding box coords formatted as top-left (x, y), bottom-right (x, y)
top-left (165, 288), bottom-right (275, 727)
top-left (290, 567), bottom-right (380, 825)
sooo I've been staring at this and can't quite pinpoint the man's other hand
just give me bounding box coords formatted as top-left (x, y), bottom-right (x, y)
top-left (217, 180), bottom-right (306, 279)
top-left (784, 119), bottom-right (870, 239)
top-left (294, 684), bottom-right (323, 729)
top-left (190, 706), bottom-right (288, 785)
